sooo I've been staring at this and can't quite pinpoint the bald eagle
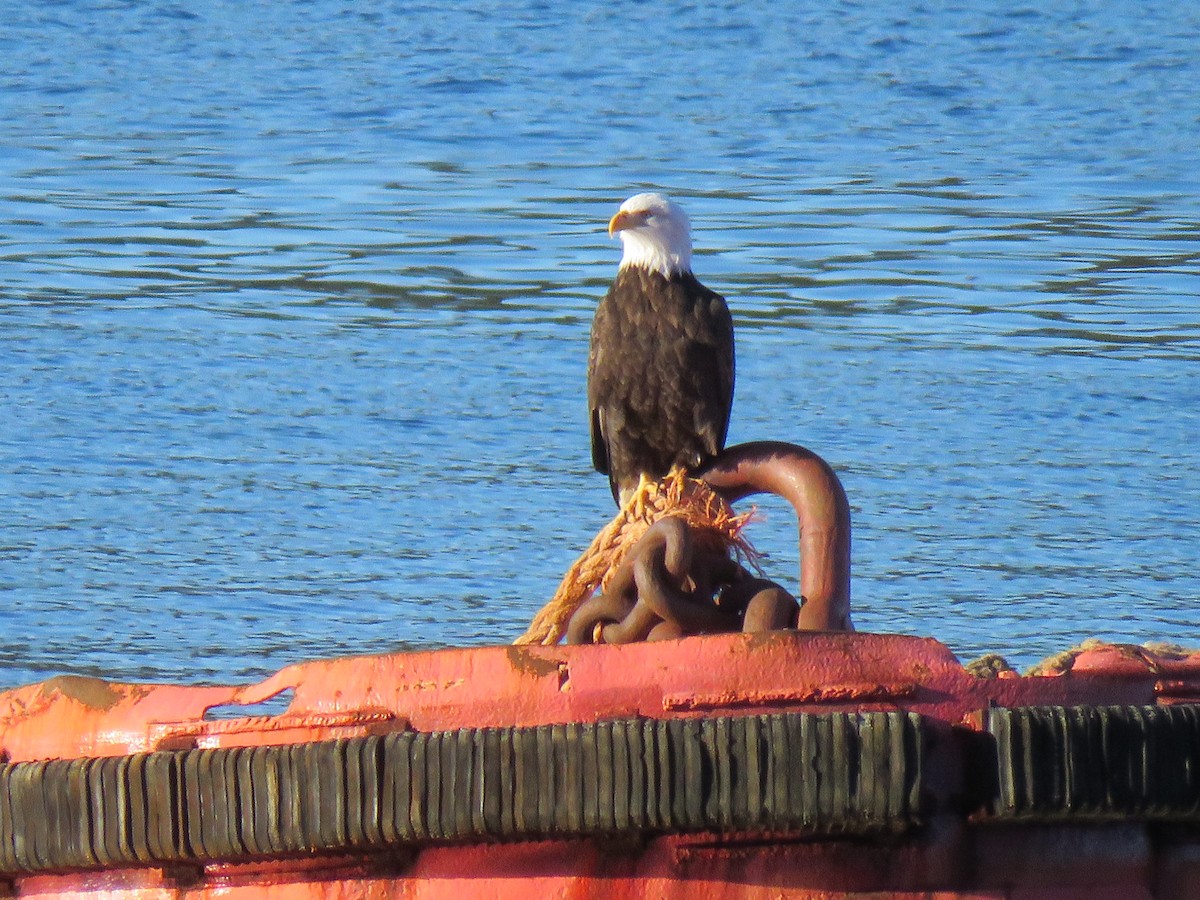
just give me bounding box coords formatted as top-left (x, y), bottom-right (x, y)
top-left (587, 193), bottom-right (735, 505)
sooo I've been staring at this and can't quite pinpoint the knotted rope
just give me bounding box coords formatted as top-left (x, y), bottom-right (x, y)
top-left (515, 469), bottom-right (755, 646)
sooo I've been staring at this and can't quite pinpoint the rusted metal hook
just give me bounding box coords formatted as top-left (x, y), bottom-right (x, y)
top-left (699, 441), bottom-right (853, 632)
top-left (565, 441), bottom-right (851, 644)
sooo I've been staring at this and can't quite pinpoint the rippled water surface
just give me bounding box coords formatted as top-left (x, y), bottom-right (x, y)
top-left (2, 1), bottom-right (1198, 687)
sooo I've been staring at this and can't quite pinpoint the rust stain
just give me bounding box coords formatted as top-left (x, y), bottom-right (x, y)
top-left (39, 675), bottom-right (130, 711)
top-left (743, 629), bottom-right (795, 653)
top-left (505, 645), bottom-right (565, 679)
top-left (391, 678), bottom-right (465, 693)
top-left (149, 709), bottom-right (408, 750)
top-left (1155, 678), bottom-right (1200, 701)
top-left (663, 681), bottom-right (918, 712)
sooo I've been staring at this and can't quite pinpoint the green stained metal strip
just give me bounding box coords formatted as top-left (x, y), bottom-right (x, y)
top-left (987, 704), bottom-right (1200, 821)
top-left (0, 710), bottom-right (924, 875)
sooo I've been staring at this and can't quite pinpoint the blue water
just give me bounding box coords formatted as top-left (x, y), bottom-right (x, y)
top-left (2, 1), bottom-right (1198, 688)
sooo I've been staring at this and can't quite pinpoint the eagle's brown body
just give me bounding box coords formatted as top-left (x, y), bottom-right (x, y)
top-left (587, 265), bottom-right (735, 504)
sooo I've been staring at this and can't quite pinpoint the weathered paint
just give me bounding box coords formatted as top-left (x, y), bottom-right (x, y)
top-left (1, 631), bottom-right (1198, 899)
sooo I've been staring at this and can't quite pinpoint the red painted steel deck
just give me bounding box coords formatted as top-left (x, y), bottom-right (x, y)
top-left (1, 631), bottom-right (1198, 899)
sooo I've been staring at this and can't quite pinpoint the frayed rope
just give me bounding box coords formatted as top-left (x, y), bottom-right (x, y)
top-left (515, 469), bottom-right (756, 646)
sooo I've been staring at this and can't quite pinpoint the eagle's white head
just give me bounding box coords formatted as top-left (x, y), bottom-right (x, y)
top-left (608, 192), bottom-right (692, 278)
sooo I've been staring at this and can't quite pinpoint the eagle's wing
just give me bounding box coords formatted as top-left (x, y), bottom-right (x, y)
top-left (589, 405), bottom-right (608, 475)
top-left (590, 406), bottom-right (622, 502)
top-left (588, 294), bottom-right (624, 502)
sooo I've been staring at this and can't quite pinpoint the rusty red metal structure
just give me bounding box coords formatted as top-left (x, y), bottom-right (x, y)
top-left (700, 441), bottom-right (853, 632)
top-left (1, 632), bottom-right (1198, 899)
top-left (2, 442), bottom-right (1196, 897)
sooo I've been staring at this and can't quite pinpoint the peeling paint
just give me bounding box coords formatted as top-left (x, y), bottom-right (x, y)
top-left (40, 675), bottom-right (127, 711)
top-left (505, 646), bottom-right (564, 679)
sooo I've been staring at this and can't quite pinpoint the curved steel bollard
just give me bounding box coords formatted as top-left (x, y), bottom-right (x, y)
top-left (700, 440), bottom-right (853, 632)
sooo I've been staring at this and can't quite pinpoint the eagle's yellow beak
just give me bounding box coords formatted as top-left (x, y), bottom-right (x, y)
top-left (608, 209), bottom-right (644, 237)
